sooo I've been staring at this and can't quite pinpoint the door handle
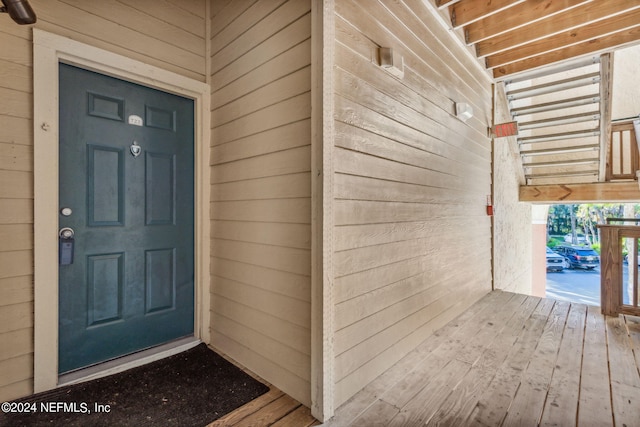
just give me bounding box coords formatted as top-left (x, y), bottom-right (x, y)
top-left (59, 227), bottom-right (74, 239)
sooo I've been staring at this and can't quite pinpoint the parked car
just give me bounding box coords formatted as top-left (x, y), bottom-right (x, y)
top-left (546, 247), bottom-right (565, 272)
top-left (554, 245), bottom-right (600, 270)
top-left (563, 234), bottom-right (589, 245)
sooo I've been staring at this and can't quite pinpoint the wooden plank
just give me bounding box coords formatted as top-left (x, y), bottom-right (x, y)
top-left (469, 298), bottom-right (556, 426)
top-left (427, 295), bottom-right (540, 426)
top-left (501, 301), bottom-right (571, 426)
top-left (210, 120), bottom-right (310, 165)
top-left (0, 142), bottom-right (32, 172)
top-left (0, 87), bottom-right (31, 120)
top-left (212, 39), bottom-right (311, 108)
top-left (494, 26), bottom-right (640, 79)
top-left (210, 0), bottom-right (285, 54)
top-left (211, 239), bottom-right (310, 276)
top-left (334, 285), bottom-right (489, 407)
top-left (212, 330), bottom-right (311, 406)
top-left (0, 276), bottom-right (32, 307)
top-left (539, 303), bottom-right (587, 426)
top-left (212, 275), bottom-right (310, 327)
top-left (35, 0), bottom-right (205, 75)
top-left (335, 147), bottom-right (490, 194)
top-left (0, 378), bottom-right (32, 404)
top-left (476, 1), bottom-right (640, 57)
top-left (212, 220), bottom-right (310, 249)
top-left (0, 116), bottom-right (31, 147)
top-left (606, 315), bottom-right (640, 427)
top-left (212, 66), bottom-right (310, 127)
top-left (0, 199), bottom-right (33, 224)
top-left (211, 173), bottom-right (310, 202)
top-left (211, 13), bottom-right (310, 93)
top-left (213, 295), bottom-right (310, 356)
top-left (0, 224), bottom-right (32, 252)
top-left (377, 292), bottom-right (512, 410)
top-left (211, 314), bottom-right (310, 380)
top-left (334, 35), bottom-right (488, 141)
top-left (212, 93), bottom-right (311, 145)
top-left (578, 305), bottom-right (614, 427)
top-left (333, 70), bottom-right (489, 161)
top-left (233, 394), bottom-right (301, 427)
top-left (337, 0), bottom-right (490, 119)
top-left (208, 387), bottom-right (285, 426)
top-left (0, 31), bottom-right (32, 67)
top-left (328, 292), bottom-right (503, 425)
top-left (0, 59), bottom-right (31, 94)
top-left (0, 327), bottom-right (33, 362)
top-left (334, 200), bottom-right (490, 226)
top-left (0, 250), bottom-right (32, 279)
top-left (626, 315), bottom-right (640, 380)
top-left (465, 0), bottom-right (592, 44)
top-left (0, 353), bottom-right (33, 389)
top-left (335, 97), bottom-right (489, 171)
top-left (486, 11), bottom-right (640, 69)
top-left (270, 404), bottom-right (319, 427)
top-left (211, 257), bottom-right (311, 302)
top-left (118, 0), bottom-right (206, 38)
top-left (211, 145), bottom-right (311, 183)
top-left (0, 301), bottom-right (33, 334)
top-left (210, 0), bottom-right (309, 74)
top-left (61, 0), bottom-right (205, 56)
top-left (519, 181), bottom-right (640, 202)
top-left (451, 0), bottom-right (525, 28)
top-left (387, 359), bottom-right (473, 425)
top-left (211, 199), bottom-right (311, 224)
top-left (334, 266), bottom-right (490, 356)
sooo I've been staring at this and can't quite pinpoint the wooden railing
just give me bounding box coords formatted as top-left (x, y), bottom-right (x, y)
top-left (598, 223), bottom-right (640, 316)
top-left (606, 121), bottom-right (638, 180)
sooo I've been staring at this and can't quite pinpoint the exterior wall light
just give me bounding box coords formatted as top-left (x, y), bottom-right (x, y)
top-left (1, 0), bottom-right (36, 25)
top-left (379, 47), bottom-right (404, 79)
top-left (456, 102), bottom-right (474, 122)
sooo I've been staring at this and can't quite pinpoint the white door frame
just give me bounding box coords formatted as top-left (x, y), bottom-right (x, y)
top-left (32, 29), bottom-right (211, 392)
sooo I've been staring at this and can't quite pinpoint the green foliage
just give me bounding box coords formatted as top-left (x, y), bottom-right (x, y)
top-left (590, 243), bottom-right (601, 254)
top-left (547, 238), bottom-right (563, 248)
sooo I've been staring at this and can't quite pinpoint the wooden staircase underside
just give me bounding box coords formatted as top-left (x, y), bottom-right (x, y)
top-left (505, 55), bottom-right (611, 187)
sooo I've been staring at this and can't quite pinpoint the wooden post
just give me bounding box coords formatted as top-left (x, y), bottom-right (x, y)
top-left (598, 225), bottom-right (621, 316)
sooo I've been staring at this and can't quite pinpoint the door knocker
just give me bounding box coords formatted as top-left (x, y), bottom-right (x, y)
top-left (130, 140), bottom-right (142, 158)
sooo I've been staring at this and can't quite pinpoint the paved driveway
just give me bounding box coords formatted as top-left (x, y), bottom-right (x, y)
top-left (546, 265), bottom-right (634, 306)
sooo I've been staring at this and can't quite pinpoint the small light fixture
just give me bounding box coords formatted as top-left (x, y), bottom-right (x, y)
top-left (379, 47), bottom-right (404, 79)
top-left (0, 0), bottom-right (36, 25)
top-left (455, 102), bottom-right (473, 122)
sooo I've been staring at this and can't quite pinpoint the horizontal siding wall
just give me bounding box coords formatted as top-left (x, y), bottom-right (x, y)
top-left (333, 0), bottom-right (493, 408)
top-left (0, 0), bottom-right (206, 402)
top-left (209, 0), bottom-right (312, 406)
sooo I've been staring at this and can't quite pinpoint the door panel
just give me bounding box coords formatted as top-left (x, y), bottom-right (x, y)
top-left (58, 63), bottom-right (195, 373)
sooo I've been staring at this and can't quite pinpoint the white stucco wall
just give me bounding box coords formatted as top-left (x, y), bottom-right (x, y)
top-left (493, 84), bottom-right (534, 295)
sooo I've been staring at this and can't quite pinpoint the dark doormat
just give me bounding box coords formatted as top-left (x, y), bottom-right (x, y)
top-left (0, 344), bottom-right (269, 427)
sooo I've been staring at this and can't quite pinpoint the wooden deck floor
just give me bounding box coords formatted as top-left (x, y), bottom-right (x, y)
top-left (207, 384), bottom-right (320, 427)
top-left (325, 290), bottom-right (640, 426)
top-left (208, 290), bottom-right (639, 426)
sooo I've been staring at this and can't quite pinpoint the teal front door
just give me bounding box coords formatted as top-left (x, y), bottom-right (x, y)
top-left (58, 64), bottom-right (195, 373)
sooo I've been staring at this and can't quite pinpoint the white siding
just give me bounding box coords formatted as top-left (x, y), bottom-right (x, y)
top-left (332, 0), bottom-right (494, 407)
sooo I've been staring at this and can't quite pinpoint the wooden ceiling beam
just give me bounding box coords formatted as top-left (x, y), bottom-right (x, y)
top-left (485, 9), bottom-right (640, 69)
top-left (520, 181), bottom-right (640, 202)
top-left (436, 0), bottom-right (461, 10)
top-left (450, 0), bottom-right (525, 29)
top-left (476, 1), bottom-right (640, 58)
top-left (493, 27), bottom-right (640, 79)
top-left (465, 0), bottom-right (592, 44)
